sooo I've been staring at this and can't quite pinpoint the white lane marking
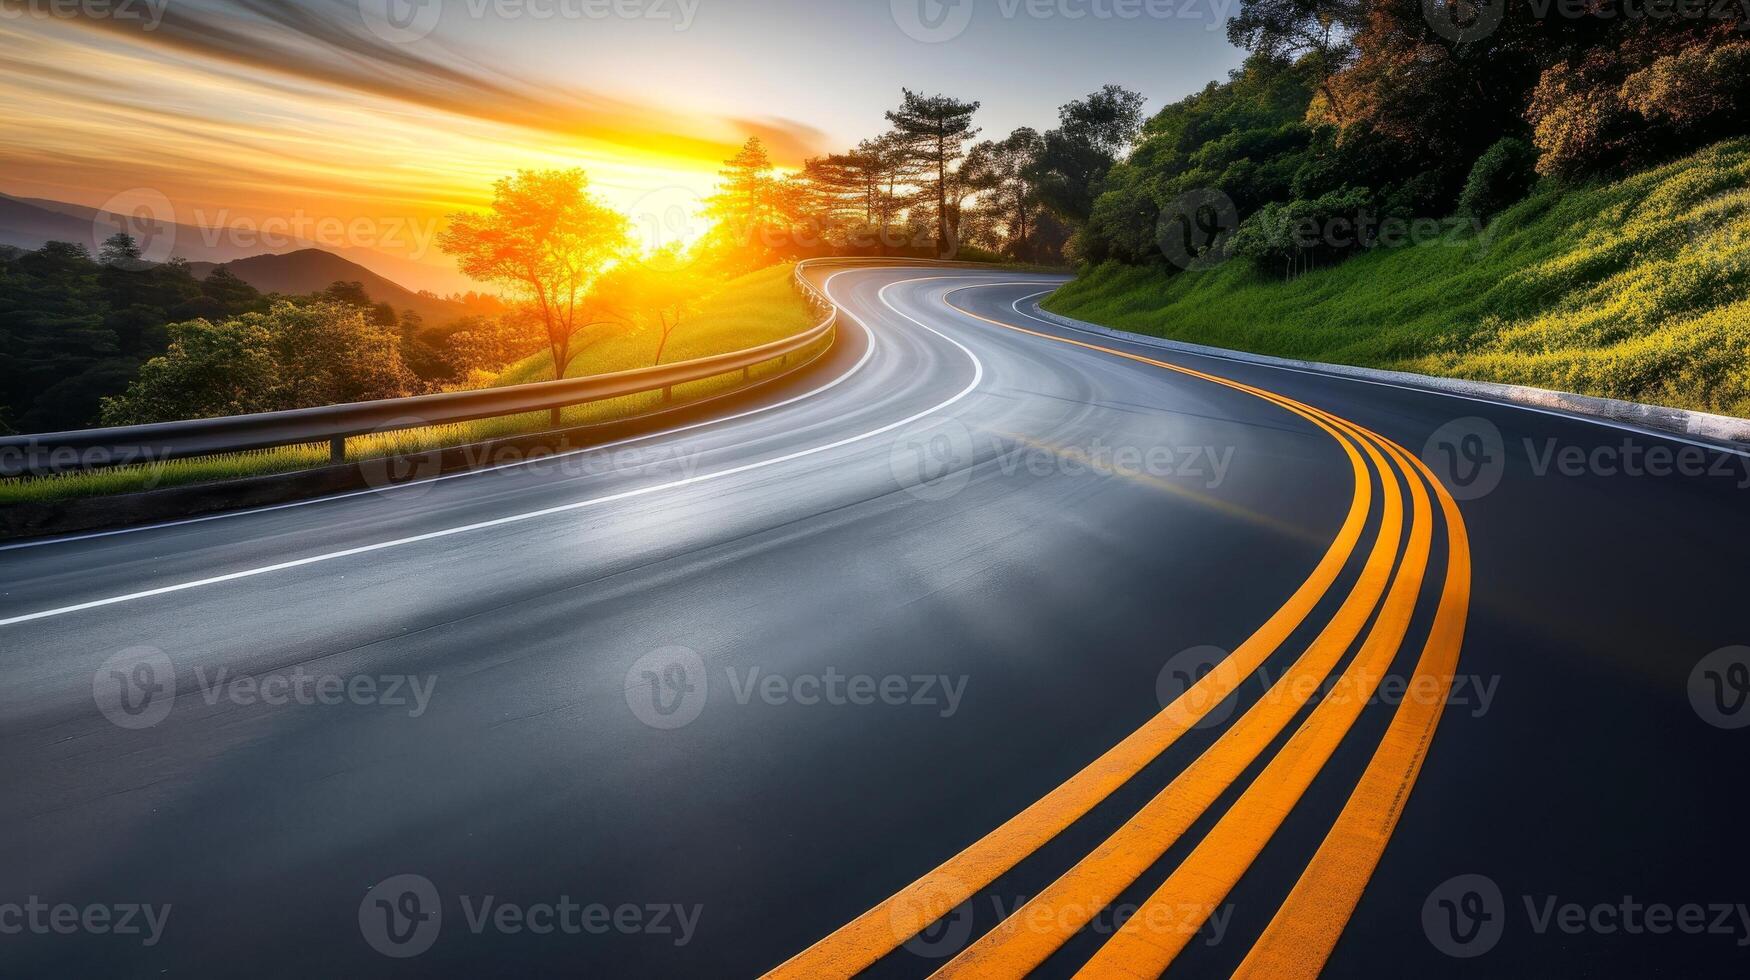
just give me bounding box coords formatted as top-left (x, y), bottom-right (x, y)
top-left (0, 275), bottom-right (992, 628)
top-left (997, 289), bottom-right (1750, 460)
top-left (0, 267), bottom-right (887, 554)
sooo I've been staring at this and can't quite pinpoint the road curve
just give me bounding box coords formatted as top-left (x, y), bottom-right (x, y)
top-left (2, 262), bottom-right (1748, 977)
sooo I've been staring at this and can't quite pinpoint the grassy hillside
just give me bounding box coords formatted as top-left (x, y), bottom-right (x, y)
top-left (493, 263), bottom-right (814, 385)
top-left (1045, 139), bottom-right (1750, 418)
top-left (2, 264), bottom-right (822, 503)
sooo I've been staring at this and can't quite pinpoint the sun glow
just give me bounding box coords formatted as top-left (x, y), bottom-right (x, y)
top-left (1, 17), bottom-right (746, 293)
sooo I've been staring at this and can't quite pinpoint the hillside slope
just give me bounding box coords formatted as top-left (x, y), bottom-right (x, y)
top-left (1045, 139), bottom-right (1750, 418)
top-left (196, 249), bottom-right (469, 326)
top-left (494, 263), bottom-right (816, 386)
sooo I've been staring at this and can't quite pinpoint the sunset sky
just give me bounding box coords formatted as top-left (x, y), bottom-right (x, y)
top-left (2, 0), bottom-right (1244, 291)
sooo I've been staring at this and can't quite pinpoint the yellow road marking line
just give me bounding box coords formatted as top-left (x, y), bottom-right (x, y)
top-left (1229, 439), bottom-right (1473, 980)
top-left (927, 425), bottom-right (1413, 979)
top-left (761, 300), bottom-right (1382, 980)
top-left (1068, 430), bottom-right (1436, 978)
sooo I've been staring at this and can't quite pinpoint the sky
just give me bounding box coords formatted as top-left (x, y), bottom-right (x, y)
top-left (0, 0), bottom-right (1246, 292)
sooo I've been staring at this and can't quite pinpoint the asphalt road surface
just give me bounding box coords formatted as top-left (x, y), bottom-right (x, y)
top-left (4, 261), bottom-right (1749, 978)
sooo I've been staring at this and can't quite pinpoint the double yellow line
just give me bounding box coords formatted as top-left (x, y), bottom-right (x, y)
top-left (764, 293), bottom-right (1472, 980)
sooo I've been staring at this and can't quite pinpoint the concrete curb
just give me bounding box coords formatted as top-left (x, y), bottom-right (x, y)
top-left (1026, 302), bottom-right (1750, 449)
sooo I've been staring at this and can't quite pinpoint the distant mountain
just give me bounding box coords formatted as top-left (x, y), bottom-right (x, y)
top-left (191, 249), bottom-right (472, 326)
top-left (0, 191), bottom-right (481, 295)
top-left (0, 191), bottom-right (261, 263)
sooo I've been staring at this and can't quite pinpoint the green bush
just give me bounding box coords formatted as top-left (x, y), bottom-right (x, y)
top-left (1458, 138), bottom-right (1539, 226)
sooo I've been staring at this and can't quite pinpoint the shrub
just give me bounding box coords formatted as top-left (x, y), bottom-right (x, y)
top-left (1458, 138), bottom-right (1539, 226)
top-left (100, 301), bottom-right (414, 425)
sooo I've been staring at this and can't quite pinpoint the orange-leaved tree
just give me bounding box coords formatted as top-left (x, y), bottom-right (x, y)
top-left (439, 170), bottom-right (631, 411)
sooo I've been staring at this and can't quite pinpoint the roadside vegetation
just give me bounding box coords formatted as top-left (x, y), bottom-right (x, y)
top-left (1035, 0), bottom-right (1750, 416)
top-left (0, 265), bottom-right (821, 503)
top-left (1047, 138), bottom-right (1750, 418)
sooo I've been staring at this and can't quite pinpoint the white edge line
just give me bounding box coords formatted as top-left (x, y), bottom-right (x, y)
top-left (0, 273), bottom-right (992, 628)
top-left (1, 267), bottom-right (886, 554)
top-left (997, 289), bottom-right (1750, 461)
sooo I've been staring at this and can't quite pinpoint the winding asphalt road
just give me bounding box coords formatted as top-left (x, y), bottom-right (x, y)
top-left (3, 261), bottom-right (1749, 977)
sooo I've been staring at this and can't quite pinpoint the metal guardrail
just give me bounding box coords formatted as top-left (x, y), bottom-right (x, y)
top-left (0, 264), bottom-right (840, 479)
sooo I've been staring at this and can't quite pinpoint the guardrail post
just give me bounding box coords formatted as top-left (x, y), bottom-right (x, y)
top-left (330, 435), bottom-right (345, 463)
top-left (662, 385), bottom-right (672, 404)
top-left (549, 407), bottom-right (561, 428)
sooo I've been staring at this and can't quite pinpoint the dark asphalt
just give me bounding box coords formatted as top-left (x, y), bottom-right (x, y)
top-left (2, 263), bottom-right (1747, 977)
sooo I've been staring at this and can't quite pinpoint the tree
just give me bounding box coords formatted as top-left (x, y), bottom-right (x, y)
top-left (621, 253), bottom-right (705, 370)
top-left (701, 138), bottom-right (796, 269)
top-left (439, 169), bottom-right (631, 420)
top-left (99, 301), bottom-right (415, 425)
top-left (1226, 0), bottom-right (1363, 123)
top-left (99, 232), bottom-right (143, 267)
top-left (973, 128), bottom-right (1046, 258)
top-left (1031, 86), bottom-right (1147, 225)
top-left (885, 90), bottom-right (982, 256)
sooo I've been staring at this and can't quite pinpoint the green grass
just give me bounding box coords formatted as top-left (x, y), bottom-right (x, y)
top-left (1, 264), bottom-right (823, 503)
top-left (1044, 138), bottom-right (1750, 418)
